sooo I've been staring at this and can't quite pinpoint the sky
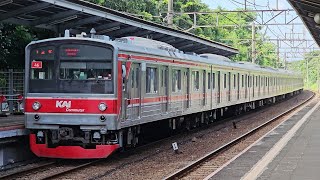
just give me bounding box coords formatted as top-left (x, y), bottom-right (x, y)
top-left (201, 0), bottom-right (318, 62)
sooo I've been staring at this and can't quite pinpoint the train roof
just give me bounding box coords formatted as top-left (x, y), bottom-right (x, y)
top-left (111, 37), bottom-right (299, 76)
top-left (27, 36), bottom-right (299, 77)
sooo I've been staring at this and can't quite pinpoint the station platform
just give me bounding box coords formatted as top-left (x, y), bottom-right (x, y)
top-left (0, 115), bottom-right (27, 139)
top-left (0, 115), bottom-right (32, 168)
top-left (206, 97), bottom-right (320, 180)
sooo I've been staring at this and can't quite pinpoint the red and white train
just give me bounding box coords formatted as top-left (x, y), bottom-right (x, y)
top-left (25, 33), bottom-right (303, 159)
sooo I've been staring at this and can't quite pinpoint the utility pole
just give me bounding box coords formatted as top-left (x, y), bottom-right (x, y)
top-left (277, 39), bottom-right (280, 68)
top-left (306, 59), bottom-right (309, 89)
top-left (252, 22), bottom-right (256, 63)
top-left (284, 52), bottom-right (287, 69)
top-left (317, 63), bottom-right (320, 93)
top-left (168, 0), bottom-right (173, 28)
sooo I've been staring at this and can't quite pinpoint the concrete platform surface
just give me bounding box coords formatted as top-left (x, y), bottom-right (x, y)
top-left (207, 98), bottom-right (320, 180)
top-left (0, 115), bottom-right (24, 128)
top-left (0, 115), bottom-right (26, 138)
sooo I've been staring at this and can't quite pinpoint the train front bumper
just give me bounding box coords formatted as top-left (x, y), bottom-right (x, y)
top-left (30, 134), bottom-right (119, 159)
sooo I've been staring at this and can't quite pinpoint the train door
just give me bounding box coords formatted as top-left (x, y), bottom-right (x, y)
top-left (245, 74), bottom-right (248, 100)
top-left (228, 72), bottom-right (231, 102)
top-left (127, 63), bottom-right (141, 120)
top-left (258, 75), bottom-right (260, 97)
top-left (202, 70), bottom-right (206, 106)
top-left (184, 68), bottom-right (190, 109)
top-left (160, 66), bottom-right (168, 113)
top-left (252, 75), bottom-right (255, 98)
top-left (237, 73), bottom-right (240, 100)
top-left (217, 71), bottom-right (221, 104)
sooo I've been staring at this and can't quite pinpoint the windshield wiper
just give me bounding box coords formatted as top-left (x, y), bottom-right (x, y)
top-left (68, 75), bottom-right (75, 83)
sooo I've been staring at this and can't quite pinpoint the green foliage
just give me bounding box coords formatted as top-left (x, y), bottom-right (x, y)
top-left (287, 50), bottom-right (320, 90)
top-left (0, 0), bottom-right (279, 69)
top-left (0, 24), bottom-right (53, 69)
top-left (87, 0), bottom-right (278, 67)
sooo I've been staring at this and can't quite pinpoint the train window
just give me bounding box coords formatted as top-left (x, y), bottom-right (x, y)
top-left (224, 74), bottom-right (227, 89)
top-left (131, 69), bottom-right (135, 88)
top-left (172, 69), bottom-right (181, 92)
top-left (146, 67), bottom-right (157, 93)
top-left (161, 69), bottom-right (164, 87)
top-left (208, 73), bottom-right (211, 89)
top-left (256, 76), bottom-right (258, 86)
top-left (136, 67), bottom-right (139, 87)
top-left (266, 77), bottom-right (268, 86)
top-left (31, 61), bottom-right (54, 80)
top-left (212, 73), bottom-right (215, 89)
top-left (242, 75), bottom-right (244, 87)
top-left (60, 62), bottom-right (112, 80)
top-left (233, 74), bottom-right (236, 88)
top-left (248, 76), bottom-right (250, 87)
top-left (192, 71), bottom-right (200, 91)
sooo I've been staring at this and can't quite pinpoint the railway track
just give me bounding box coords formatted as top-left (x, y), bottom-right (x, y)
top-left (164, 92), bottom-right (315, 180)
top-left (0, 161), bottom-right (56, 179)
top-left (0, 159), bottom-right (101, 180)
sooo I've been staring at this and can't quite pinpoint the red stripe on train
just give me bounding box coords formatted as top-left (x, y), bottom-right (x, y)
top-left (25, 98), bottom-right (117, 114)
top-left (118, 54), bottom-right (208, 67)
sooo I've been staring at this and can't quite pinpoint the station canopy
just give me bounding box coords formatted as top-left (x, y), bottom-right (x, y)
top-left (288, 0), bottom-right (320, 46)
top-left (0, 0), bottom-right (238, 56)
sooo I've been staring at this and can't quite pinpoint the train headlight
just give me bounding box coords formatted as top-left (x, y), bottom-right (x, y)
top-left (98, 103), bottom-right (107, 111)
top-left (32, 101), bottom-right (41, 111)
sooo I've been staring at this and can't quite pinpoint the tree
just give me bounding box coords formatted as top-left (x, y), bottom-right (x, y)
top-left (86, 0), bottom-right (278, 66)
top-left (0, 24), bottom-right (53, 69)
top-left (0, 0), bottom-right (279, 69)
top-left (287, 50), bottom-right (320, 90)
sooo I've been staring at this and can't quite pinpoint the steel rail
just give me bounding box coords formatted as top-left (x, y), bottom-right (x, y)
top-left (0, 161), bottom-right (56, 179)
top-left (41, 159), bottom-right (102, 180)
top-left (164, 92), bottom-right (315, 180)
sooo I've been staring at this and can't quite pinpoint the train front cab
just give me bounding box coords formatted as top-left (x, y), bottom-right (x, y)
top-left (25, 39), bottom-right (120, 159)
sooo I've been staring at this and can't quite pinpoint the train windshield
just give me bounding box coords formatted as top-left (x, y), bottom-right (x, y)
top-left (29, 43), bottom-right (114, 94)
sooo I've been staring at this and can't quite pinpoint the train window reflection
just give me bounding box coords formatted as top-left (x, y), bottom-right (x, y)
top-left (60, 62), bottom-right (112, 80)
top-left (31, 60), bottom-right (53, 80)
top-left (172, 69), bottom-right (181, 92)
top-left (146, 67), bottom-right (157, 94)
top-left (192, 71), bottom-right (199, 91)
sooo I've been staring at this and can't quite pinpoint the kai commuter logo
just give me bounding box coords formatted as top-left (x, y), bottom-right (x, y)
top-left (55, 100), bottom-right (85, 112)
top-left (56, 101), bottom-right (71, 108)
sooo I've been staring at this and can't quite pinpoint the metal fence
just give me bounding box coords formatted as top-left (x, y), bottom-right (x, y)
top-left (0, 69), bottom-right (24, 114)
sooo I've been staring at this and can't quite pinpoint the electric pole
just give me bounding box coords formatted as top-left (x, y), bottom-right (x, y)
top-left (306, 59), bottom-right (309, 89)
top-left (168, 0), bottom-right (173, 28)
top-left (277, 39), bottom-right (280, 68)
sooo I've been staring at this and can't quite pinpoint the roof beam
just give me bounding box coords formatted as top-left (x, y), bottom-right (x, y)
top-left (62, 16), bottom-right (103, 29)
top-left (95, 22), bottom-right (121, 31)
top-left (179, 43), bottom-right (194, 50)
top-left (183, 44), bottom-right (207, 51)
top-left (0, 2), bottom-right (50, 21)
top-left (160, 36), bottom-right (174, 41)
top-left (194, 47), bottom-right (208, 53)
top-left (151, 33), bottom-right (166, 39)
top-left (32, 10), bottom-right (79, 26)
top-left (133, 30), bottom-right (153, 37)
top-left (173, 40), bottom-right (191, 47)
top-left (164, 38), bottom-right (177, 44)
top-left (106, 26), bottom-right (139, 37)
top-left (2, 18), bottom-right (31, 26)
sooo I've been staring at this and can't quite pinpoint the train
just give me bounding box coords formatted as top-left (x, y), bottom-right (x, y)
top-left (25, 32), bottom-right (303, 159)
